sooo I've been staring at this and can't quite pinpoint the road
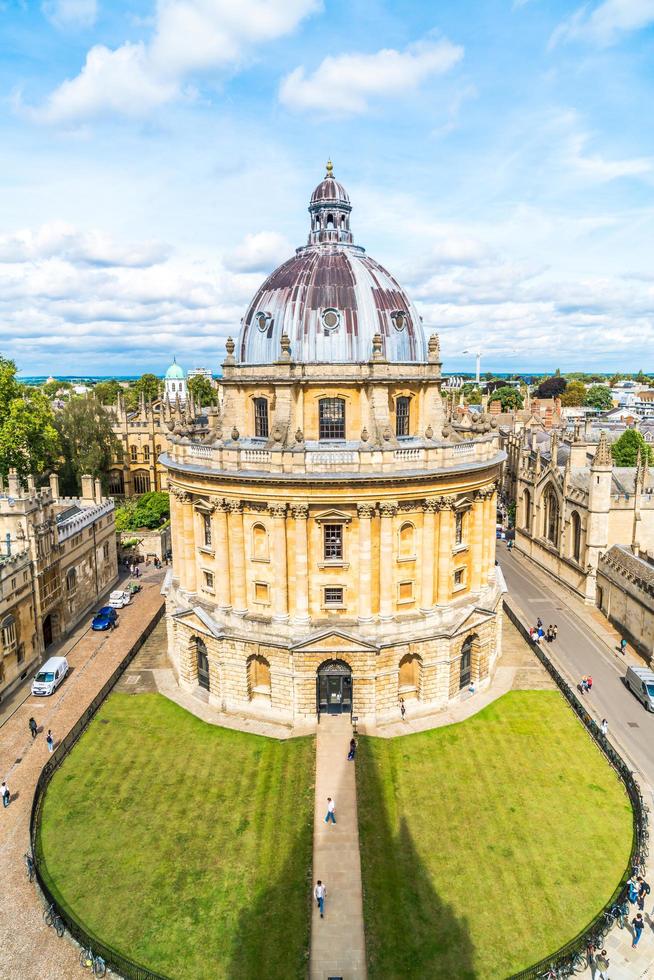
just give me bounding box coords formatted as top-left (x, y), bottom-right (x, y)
top-left (498, 543), bottom-right (654, 787)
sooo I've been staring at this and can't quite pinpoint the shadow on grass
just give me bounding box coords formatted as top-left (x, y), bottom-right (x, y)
top-left (358, 738), bottom-right (476, 980)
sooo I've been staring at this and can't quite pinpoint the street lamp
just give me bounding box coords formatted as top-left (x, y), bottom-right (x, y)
top-left (462, 350), bottom-right (482, 385)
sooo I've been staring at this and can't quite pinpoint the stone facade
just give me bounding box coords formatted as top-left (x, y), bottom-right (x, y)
top-left (597, 546), bottom-right (654, 663)
top-left (0, 548), bottom-right (38, 700)
top-left (163, 166), bottom-right (505, 723)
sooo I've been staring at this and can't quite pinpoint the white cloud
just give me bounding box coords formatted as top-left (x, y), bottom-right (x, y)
top-left (31, 0), bottom-right (321, 124)
top-left (0, 223), bottom-right (171, 266)
top-left (279, 37), bottom-right (463, 116)
top-left (550, 0), bottom-right (654, 48)
top-left (42, 0), bottom-right (97, 29)
top-left (225, 231), bottom-right (292, 272)
top-left (565, 127), bottom-right (653, 182)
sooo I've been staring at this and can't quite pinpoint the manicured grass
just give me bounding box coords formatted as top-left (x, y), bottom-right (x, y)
top-left (357, 691), bottom-right (633, 980)
top-left (38, 693), bottom-right (315, 980)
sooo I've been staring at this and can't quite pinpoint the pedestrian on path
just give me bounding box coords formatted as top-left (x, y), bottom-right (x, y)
top-left (638, 877), bottom-right (651, 911)
top-left (28, 717), bottom-right (38, 739)
top-left (399, 698), bottom-right (406, 721)
top-left (324, 797), bottom-right (336, 824)
top-left (580, 676), bottom-right (588, 695)
top-left (628, 877), bottom-right (639, 904)
top-left (546, 625), bottom-right (554, 643)
top-left (587, 675), bottom-right (593, 692)
top-left (537, 617), bottom-right (543, 629)
top-left (314, 880), bottom-right (326, 918)
top-left (600, 719), bottom-right (608, 737)
top-left (632, 912), bottom-right (645, 947)
top-left (594, 949), bottom-right (610, 980)
top-left (1, 781), bottom-right (9, 808)
top-left (552, 625), bottom-right (558, 640)
top-left (621, 637), bottom-right (628, 655)
top-left (347, 738), bottom-right (356, 761)
top-left (46, 730), bottom-right (54, 754)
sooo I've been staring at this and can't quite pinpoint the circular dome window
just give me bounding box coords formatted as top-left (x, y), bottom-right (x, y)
top-left (255, 311), bottom-right (272, 332)
top-left (391, 310), bottom-right (407, 332)
top-left (321, 308), bottom-right (340, 334)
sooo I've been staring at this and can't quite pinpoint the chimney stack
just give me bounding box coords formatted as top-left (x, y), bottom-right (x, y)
top-left (7, 469), bottom-right (20, 497)
top-left (94, 477), bottom-right (102, 502)
top-left (81, 474), bottom-right (94, 503)
top-left (49, 472), bottom-right (60, 499)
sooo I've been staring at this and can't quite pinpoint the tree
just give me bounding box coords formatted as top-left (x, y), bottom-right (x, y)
top-left (463, 386), bottom-right (482, 405)
top-left (609, 373), bottom-right (623, 386)
top-left (534, 376), bottom-right (567, 399)
top-left (188, 374), bottom-right (214, 407)
top-left (94, 379), bottom-right (122, 405)
top-left (55, 396), bottom-right (119, 495)
top-left (611, 429), bottom-right (654, 466)
top-left (115, 491), bottom-right (170, 531)
top-left (489, 386), bottom-right (524, 410)
top-left (560, 380), bottom-right (586, 407)
top-left (0, 357), bottom-right (60, 480)
top-left (134, 373), bottom-right (160, 402)
top-left (584, 385), bottom-right (614, 412)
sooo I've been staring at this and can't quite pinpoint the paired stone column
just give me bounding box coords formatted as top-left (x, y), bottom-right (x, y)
top-left (420, 499), bottom-right (438, 613)
top-left (291, 504), bottom-right (310, 625)
top-left (469, 492), bottom-right (484, 593)
top-left (270, 503), bottom-right (289, 623)
top-left (436, 497), bottom-right (455, 604)
top-left (169, 487), bottom-right (184, 581)
top-left (182, 494), bottom-right (197, 593)
top-left (357, 503), bottom-right (375, 623)
top-left (481, 487), bottom-right (494, 584)
top-left (379, 501), bottom-right (397, 622)
top-left (228, 500), bottom-right (247, 616)
top-left (212, 498), bottom-right (231, 611)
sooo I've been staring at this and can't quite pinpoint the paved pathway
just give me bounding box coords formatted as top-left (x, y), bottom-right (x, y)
top-left (0, 579), bottom-right (164, 980)
top-left (310, 714), bottom-right (367, 980)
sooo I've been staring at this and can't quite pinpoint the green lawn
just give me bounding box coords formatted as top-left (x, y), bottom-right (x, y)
top-left (37, 693), bottom-right (315, 980)
top-left (357, 690), bottom-right (633, 980)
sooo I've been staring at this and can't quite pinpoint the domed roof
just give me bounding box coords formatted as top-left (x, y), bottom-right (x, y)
top-left (165, 358), bottom-right (184, 380)
top-left (237, 164), bottom-right (426, 365)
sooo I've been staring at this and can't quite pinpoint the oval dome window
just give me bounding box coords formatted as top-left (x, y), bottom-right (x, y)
top-left (321, 308), bottom-right (340, 334)
top-left (255, 311), bottom-right (272, 332)
top-left (391, 310), bottom-right (407, 331)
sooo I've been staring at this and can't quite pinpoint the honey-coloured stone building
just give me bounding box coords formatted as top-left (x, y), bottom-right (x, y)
top-left (162, 163), bottom-right (505, 723)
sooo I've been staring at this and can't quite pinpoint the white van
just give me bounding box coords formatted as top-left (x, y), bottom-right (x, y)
top-left (624, 665), bottom-right (654, 712)
top-left (31, 656), bottom-right (69, 697)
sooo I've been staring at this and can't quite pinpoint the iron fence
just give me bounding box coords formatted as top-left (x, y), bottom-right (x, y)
top-left (504, 597), bottom-right (648, 979)
top-left (30, 602), bottom-right (169, 980)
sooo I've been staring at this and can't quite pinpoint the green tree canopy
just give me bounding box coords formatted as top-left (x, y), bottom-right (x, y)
top-left (584, 385), bottom-right (614, 412)
top-left (134, 373), bottom-right (160, 402)
top-left (534, 376), bottom-right (567, 399)
top-left (115, 491), bottom-right (170, 531)
top-left (560, 380), bottom-right (586, 407)
top-left (609, 373), bottom-right (623, 386)
top-left (0, 357), bottom-right (60, 480)
top-left (55, 396), bottom-right (119, 495)
top-left (93, 379), bottom-right (122, 405)
top-left (611, 429), bottom-right (654, 466)
top-left (188, 374), bottom-right (214, 407)
top-left (489, 386), bottom-right (524, 410)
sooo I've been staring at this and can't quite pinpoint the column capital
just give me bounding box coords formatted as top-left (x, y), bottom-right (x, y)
top-left (268, 503), bottom-right (288, 519)
top-left (291, 503), bottom-right (309, 520)
top-left (227, 499), bottom-right (243, 514)
top-left (379, 501), bottom-right (398, 518)
top-left (423, 498), bottom-right (440, 513)
top-left (437, 495), bottom-right (457, 511)
top-left (170, 486), bottom-right (190, 503)
top-left (357, 503), bottom-right (375, 519)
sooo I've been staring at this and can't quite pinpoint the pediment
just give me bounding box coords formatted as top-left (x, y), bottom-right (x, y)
top-left (313, 509), bottom-right (352, 523)
top-left (449, 606), bottom-right (497, 638)
top-left (172, 605), bottom-right (223, 639)
top-left (291, 628), bottom-right (378, 653)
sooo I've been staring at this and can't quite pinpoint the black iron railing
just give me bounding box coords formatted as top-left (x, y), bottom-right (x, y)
top-left (30, 602), bottom-right (169, 980)
top-left (504, 597), bottom-right (649, 979)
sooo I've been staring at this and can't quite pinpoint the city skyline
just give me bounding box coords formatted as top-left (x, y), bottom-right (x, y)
top-left (1, 0), bottom-right (654, 374)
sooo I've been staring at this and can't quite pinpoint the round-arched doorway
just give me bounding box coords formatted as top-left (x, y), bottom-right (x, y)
top-left (316, 660), bottom-right (352, 716)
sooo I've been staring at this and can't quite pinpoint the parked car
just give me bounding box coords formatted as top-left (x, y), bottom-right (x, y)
top-left (126, 582), bottom-right (141, 595)
top-left (624, 666), bottom-right (654, 712)
top-left (31, 656), bottom-right (69, 697)
top-left (92, 607), bottom-right (118, 631)
top-left (109, 590), bottom-right (131, 608)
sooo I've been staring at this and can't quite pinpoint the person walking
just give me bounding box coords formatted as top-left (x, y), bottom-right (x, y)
top-left (399, 698), bottom-right (406, 721)
top-left (632, 912), bottom-right (645, 947)
top-left (552, 625), bottom-right (558, 640)
top-left (324, 797), bottom-right (336, 824)
top-left (594, 949), bottom-right (610, 980)
top-left (580, 676), bottom-right (588, 695)
top-left (314, 880), bottom-right (326, 918)
top-left (620, 637), bottom-right (627, 655)
top-left (600, 718), bottom-right (608, 737)
top-left (28, 717), bottom-right (38, 739)
top-left (628, 877), bottom-right (639, 904)
top-left (46, 730), bottom-right (54, 754)
top-left (347, 738), bottom-right (356, 761)
top-left (537, 617), bottom-right (543, 630)
top-left (546, 625), bottom-right (554, 643)
top-left (638, 877), bottom-right (651, 911)
top-left (587, 675), bottom-right (593, 692)
top-left (1, 781), bottom-right (9, 808)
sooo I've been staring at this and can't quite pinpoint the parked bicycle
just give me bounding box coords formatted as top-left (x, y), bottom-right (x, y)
top-left (43, 903), bottom-right (64, 938)
top-left (605, 901), bottom-right (629, 929)
top-left (24, 851), bottom-right (35, 883)
top-left (79, 946), bottom-right (106, 977)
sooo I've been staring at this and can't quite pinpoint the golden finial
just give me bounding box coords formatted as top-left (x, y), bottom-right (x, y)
top-left (325, 159), bottom-right (333, 177)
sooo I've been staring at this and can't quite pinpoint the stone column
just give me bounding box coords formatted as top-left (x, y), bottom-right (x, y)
top-left (486, 488), bottom-right (498, 583)
top-left (270, 503), bottom-right (289, 623)
top-left (182, 494), bottom-right (197, 593)
top-left (379, 501), bottom-right (397, 622)
top-left (228, 500), bottom-right (247, 616)
top-left (291, 504), bottom-right (309, 626)
top-left (420, 499), bottom-right (438, 613)
top-left (436, 497), bottom-right (455, 605)
top-left (357, 503), bottom-right (375, 623)
top-left (481, 488), bottom-right (493, 584)
top-left (469, 492), bottom-right (484, 593)
top-left (169, 487), bottom-right (184, 581)
top-left (212, 498), bottom-right (231, 611)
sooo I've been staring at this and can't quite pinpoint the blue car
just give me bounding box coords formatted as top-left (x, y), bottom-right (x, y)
top-left (92, 606), bottom-right (118, 631)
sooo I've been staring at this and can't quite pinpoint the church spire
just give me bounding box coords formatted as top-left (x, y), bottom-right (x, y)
top-left (592, 431), bottom-right (612, 467)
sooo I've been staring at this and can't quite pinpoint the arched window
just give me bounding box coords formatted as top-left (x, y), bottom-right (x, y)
top-left (66, 568), bottom-right (76, 593)
top-left (398, 522), bottom-right (415, 559)
top-left (247, 655), bottom-right (271, 701)
top-left (460, 635), bottom-right (476, 689)
top-left (107, 470), bottom-right (124, 495)
top-left (396, 396), bottom-right (410, 437)
top-left (195, 637), bottom-right (210, 691)
top-left (522, 489), bottom-right (531, 531)
top-left (544, 487), bottom-right (559, 544)
top-left (319, 398), bottom-right (345, 440)
top-left (254, 398), bottom-right (269, 438)
top-left (252, 523), bottom-right (269, 561)
top-left (143, 445), bottom-right (150, 462)
top-left (398, 653), bottom-right (421, 699)
top-left (326, 213), bottom-right (335, 228)
top-left (1, 615), bottom-right (16, 651)
top-left (133, 470), bottom-right (151, 495)
top-left (571, 511), bottom-right (581, 562)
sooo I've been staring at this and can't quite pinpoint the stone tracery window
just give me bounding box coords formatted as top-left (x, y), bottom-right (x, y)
top-left (570, 510), bottom-right (581, 562)
top-left (522, 489), bottom-right (532, 532)
top-left (543, 487), bottom-right (559, 545)
top-left (1, 615), bottom-right (16, 652)
top-left (319, 398), bottom-right (345, 440)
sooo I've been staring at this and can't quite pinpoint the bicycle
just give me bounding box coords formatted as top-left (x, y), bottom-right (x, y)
top-left (24, 852), bottom-right (35, 883)
top-left (43, 903), bottom-right (64, 938)
top-left (79, 946), bottom-right (106, 977)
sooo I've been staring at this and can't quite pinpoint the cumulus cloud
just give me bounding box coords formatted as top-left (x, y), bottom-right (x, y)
top-left (225, 231), bottom-right (293, 272)
top-left (31, 0), bottom-right (321, 123)
top-left (562, 121), bottom-right (653, 182)
top-left (550, 0), bottom-right (654, 48)
top-left (42, 0), bottom-right (97, 29)
top-left (279, 37), bottom-right (463, 116)
top-left (0, 223), bottom-right (171, 267)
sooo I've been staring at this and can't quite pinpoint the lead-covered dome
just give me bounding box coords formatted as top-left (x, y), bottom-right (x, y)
top-left (237, 163), bottom-right (427, 365)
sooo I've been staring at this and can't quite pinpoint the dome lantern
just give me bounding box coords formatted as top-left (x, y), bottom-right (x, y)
top-left (308, 160), bottom-right (353, 246)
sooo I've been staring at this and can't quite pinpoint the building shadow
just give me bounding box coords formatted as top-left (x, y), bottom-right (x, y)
top-left (358, 738), bottom-right (477, 980)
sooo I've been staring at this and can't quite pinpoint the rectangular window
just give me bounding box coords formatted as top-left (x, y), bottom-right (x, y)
top-left (396, 396), bottom-right (410, 437)
top-left (203, 570), bottom-right (214, 590)
top-left (319, 398), bottom-right (346, 440)
top-left (2, 619), bottom-right (16, 650)
top-left (254, 398), bottom-right (269, 438)
top-left (254, 582), bottom-right (270, 603)
top-left (17, 643), bottom-right (24, 665)
top-left (202, 512), bottom-right (212, 548)
top-left (103, 542), bottom-right (110, 561)
top-left (323, 524), bottom-right (343, 561)
top-left (143, 446), bottom-right (150, 462)
top-left (454, 568), bottom-right (465, 588)
top-left (130, 445), bottom-right (138, 462)
top-left (324, 587), bottom-right (344, 606)
top-left (455, 511), bottom-right (464, 546)
top-left (398, 580), bottom-right (414, 602)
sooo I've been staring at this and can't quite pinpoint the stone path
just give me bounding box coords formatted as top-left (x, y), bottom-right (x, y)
top-left (310, 714), bottom-right (367, 980)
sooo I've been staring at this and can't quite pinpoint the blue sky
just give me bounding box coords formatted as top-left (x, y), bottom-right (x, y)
top-left (1, 0), bottom-right (654, 376)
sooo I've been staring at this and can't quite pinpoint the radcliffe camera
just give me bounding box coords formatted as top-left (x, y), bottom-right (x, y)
top-left (0, 4), bottom-right (652, 980)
